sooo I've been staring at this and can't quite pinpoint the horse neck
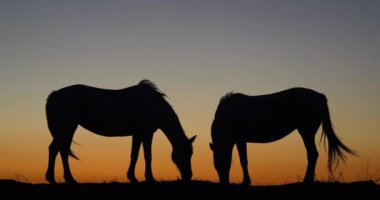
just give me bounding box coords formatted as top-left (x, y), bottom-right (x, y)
top-left (160, 111), bottom-right (188, 149)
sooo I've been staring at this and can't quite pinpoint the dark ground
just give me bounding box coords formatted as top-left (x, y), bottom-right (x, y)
top-left (1, 179), bottom-right (379, 200)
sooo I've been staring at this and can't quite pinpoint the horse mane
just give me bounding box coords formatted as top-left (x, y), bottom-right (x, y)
top-left (219, 92), bottom-right (234, 103)
top-left (139, 79), bottom-right (184, 136)
top-left (138, 79), bottom-right (167, 97)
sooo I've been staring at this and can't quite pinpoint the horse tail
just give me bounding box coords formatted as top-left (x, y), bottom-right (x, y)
top-left (46, 91), bottom-right (79, 160)
top-left (321, 95), bottom-right (356, 174)
top-left (68, 150), bottom-right (79, 160)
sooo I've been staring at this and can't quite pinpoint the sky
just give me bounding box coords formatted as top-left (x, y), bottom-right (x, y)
top-left (0, 0), bottom-right (379, 184)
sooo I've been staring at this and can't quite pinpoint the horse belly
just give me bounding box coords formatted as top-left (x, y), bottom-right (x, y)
top-left (78, 109), bottom-right (143, 136)
top-left (79, 119), bottom-right (135, 136)
top-left (242, 123), bottom-right (296, 143)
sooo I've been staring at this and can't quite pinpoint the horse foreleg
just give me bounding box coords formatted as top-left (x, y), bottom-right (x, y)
top-left (217, 141), bottom-right (234, 185)
top-left (127, 135), bottom-right (142, 183)
top-left (237, 141), bottom-right (251, 186)
top-left (142, 133), bottom-right (155, 182)
top-left (46, 139), bottom-right (59, 184)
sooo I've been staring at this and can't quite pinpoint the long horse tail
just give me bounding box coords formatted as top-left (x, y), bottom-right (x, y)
top-left (46, 91), bottom-right (79, 160)
top-left (320, 95), bottom-right (356, 174)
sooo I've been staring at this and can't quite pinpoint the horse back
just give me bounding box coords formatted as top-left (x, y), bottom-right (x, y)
top-left (215, 88), bottom-right (325, 119)
top-left (212, 88), bottom-right (326, 142)
top-left (46, 84), bottom-right (169, 136)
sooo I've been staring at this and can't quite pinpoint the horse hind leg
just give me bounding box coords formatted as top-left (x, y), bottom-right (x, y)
top-left (58, 124), bottom-right (78, 184)
top-left (60, 148), bottom-right (76, 183)
top-left (45, 138), bottom-right (59, 184)
top-left (298, 122), bottom-right (320, 183)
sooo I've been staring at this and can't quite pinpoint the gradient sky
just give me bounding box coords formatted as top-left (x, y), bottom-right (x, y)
top-left (1, 0), bottom-right (379, 184)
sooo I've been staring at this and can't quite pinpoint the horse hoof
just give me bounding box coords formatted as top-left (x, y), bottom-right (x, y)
top-left (146, 177), bottom-right (156, 183)
top-left (241, 180), bottom-right (251, 186)
top-left (66, 180), bottom-right (77, 184)
top-left (46, 179), bottom-right (56, 184)
top-left (64, 177), bottom-right (77, 184)
top-left (303, 179), bottom-right (315, 184)
top-left (45, 175), bottom-right (56, 184)
top-left (128, 176), bottom-right (138, 183)
top-left (127, 173), bottom-right (138, 183)
top-left (220, 181), bottom-right (230, 185)
top-left (130, 179), bottom-right (139, 183)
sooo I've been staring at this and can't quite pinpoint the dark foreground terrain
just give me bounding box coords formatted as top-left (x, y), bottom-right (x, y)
top-left (1, 179), bottom-right (379, 200)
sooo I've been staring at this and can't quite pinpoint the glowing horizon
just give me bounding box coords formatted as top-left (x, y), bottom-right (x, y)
top-left (0, 1), bottom-right (379, 184)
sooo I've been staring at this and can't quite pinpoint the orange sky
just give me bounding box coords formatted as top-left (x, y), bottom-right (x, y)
top-left (1, 94), bottom-right (378, 184)
top-left (0, 1), bottom-right (379, 185)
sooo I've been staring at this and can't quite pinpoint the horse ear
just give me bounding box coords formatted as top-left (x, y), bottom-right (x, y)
top-left (209, 143), bottom-right (214, 151)
top-left (189, 135), bottom-right (197, 143)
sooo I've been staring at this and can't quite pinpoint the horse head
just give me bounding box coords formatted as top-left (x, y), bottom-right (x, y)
top-left (172, 135), bottom-right (197, 181)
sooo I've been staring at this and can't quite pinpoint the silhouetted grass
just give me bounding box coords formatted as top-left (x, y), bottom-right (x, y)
top-left (1, 179), bottom-right (378, 200)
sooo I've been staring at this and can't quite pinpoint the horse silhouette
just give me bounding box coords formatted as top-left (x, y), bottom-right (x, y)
top-left (209, 88), bottom-right (356, 185)
top-left (45, 80), bottom-right (196, 184)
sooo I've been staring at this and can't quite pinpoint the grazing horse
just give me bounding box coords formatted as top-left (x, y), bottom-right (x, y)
top-left (209, 88), bottom-right (356, 185)
top-left (45, 80), bottom-right (196, 184)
